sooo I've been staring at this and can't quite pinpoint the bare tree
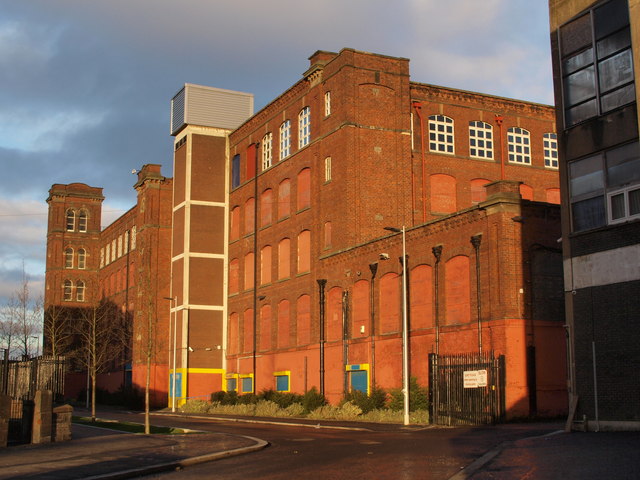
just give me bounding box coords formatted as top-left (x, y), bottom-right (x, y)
top-left (2, 269), bottom-right (42, 358)
top-left (0, 302), bottom-right (18, 356)
top-left (43, 304), bottom-right (75, 358)
top-left (74, 299), bottom-right (128, 420)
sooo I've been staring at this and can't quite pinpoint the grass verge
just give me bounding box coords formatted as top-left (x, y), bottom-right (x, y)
top-left (72, 416), bottom-right (195, 434)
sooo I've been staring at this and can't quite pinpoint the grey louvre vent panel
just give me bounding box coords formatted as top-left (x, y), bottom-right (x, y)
top-left (170, 84), bottom-right (254, 136)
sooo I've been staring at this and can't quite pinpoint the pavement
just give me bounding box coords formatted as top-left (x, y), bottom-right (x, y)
top-left (1, 411), bottom-right (639, 480)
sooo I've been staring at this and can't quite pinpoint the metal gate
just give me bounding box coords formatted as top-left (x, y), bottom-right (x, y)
top-left (429, 351), bottom-right (505, 426)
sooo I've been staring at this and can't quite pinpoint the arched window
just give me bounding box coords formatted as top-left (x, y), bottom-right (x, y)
top-left (229, 258), bottom-right (239, 294)
top-left (298, 107), bottom-right (311, 148)
top-left (78, 210), bottom-right (88, 232)
top-left (278, 238), bottom-right (290, 280)
top-left (260, 189), bottom-right (273, 227)
top-left (243, 309), bottom-right (254, 354)
top-left (230, 206), bottom-right (240, 241)
top-left (520, 183), bottom-right (534, 201)
top-left (244, 197), bottom-right (255, 234)
top-left (278, 179), bottom-right (291, 219)
top-left (410, 264), bottom-right (433, 330)
top-left (228, 312), bottom-right (239, 355)
top-left (507, 127), bottom-right (531, 164)
top-left (429, 115), bottom-right (454, 154)
top-left (280, 120), bottom-right (291, 160)
top-left (469, 121), bottom-right (493, 159)
top-left (430, 174), bottom-right (457, 213)
top-left (244, 252), bottom-right (254, 290)
top-left (379, 272), bottom-right (400, 334)
top-left (77, 248), bottom-right (86, 269)
top-left (260, 304), bottom-right (272, 351)
top-left (471, 178), bottom-right (491, 204)
top-left (260, 245), bottom-right (272, 285)
top-left (76, 280), bottom-right (85, 302)
top-left (64, 248), bottom-right (74, 269)
top-left (297, 168), bottom-right (311, 211)
top-left (65, 209), bottom-right (75, 231)
top-left (352, 280), bottom-right (370, 338)
top-left (296, 295), bottom-right (311, 345)
top-left (277, 300), bottom-right (290, 348)
top-left (63, 280), bottom-right (73, 301)
top-left (327, 287), bottom-right (343, 342)
top-left (445, 256), bottom-right (471, 325)
top-left (262, 132), bottom-right (273, 170)
top-left (297, 230), bottom-right (311, 273)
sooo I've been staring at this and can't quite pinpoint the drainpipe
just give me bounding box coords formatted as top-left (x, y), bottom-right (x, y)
top-left (369, 262), bottom-right (378, 388)
top-left (432, 245), bottom-right (443, 356)
top-left (471, 234), bottom-right (483, 356)
top-left (342, 290), bottom-right (349, 394)
top-left (252, 142), bottom-right (260, 394)
top-left (317, 279), bottom-right (327, 396)
top-left (495, 115), bottom-right (505, 180)
top-left (413, 101), bottom-right (426, 223)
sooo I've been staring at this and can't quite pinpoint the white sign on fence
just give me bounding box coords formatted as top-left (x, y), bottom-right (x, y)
top-left (463, 369), bottom-right (488, 388)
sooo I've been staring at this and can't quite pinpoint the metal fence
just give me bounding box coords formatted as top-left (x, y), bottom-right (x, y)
top-left (429, 351), bottom-right (505, 426)
top-left (1, 350), bottom-right (66, 444)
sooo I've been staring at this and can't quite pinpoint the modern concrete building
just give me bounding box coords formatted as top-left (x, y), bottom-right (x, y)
top-left (549, 0), bottom-right (640, 429)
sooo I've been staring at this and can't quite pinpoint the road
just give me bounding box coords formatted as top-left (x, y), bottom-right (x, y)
top-left (97, 410), bottom-right (562, 479)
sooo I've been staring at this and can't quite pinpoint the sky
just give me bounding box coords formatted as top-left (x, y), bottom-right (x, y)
top-left (0, 0), bottom-right (555, 308)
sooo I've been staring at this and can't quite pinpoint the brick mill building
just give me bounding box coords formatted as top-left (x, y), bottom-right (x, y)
top-left (46, 48), bottom-right (567, 418)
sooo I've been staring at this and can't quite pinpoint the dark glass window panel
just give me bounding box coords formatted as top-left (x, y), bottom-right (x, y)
top-left (606, 141), bottom-right (640, 187)
top-left (572, 196), bottom-right (606, 231)
top-left (597, 27), bottom-right (631, 58)
top-left (629, 188), bottom-right (640, 215)
top-left (232, 154), bottom-right (240, 188)
top-left (598, 49), bottom-right (634, 92)
top-left (610, 192), bottom-right (626, 219)
top-left (594, 0), bottom-right (629, 40)
top-left (570, 154), bottom-right (604, 196)
top-left (565, 98), bottom-right (598, 126)
top-left (563, 66), bottom-right (596, 106)
top-left (561, 13), bottom-right (592, 57)
top-left (601, 83), bottom-right (636, 112)
top-left (563, 48), bottom-right (594, 75)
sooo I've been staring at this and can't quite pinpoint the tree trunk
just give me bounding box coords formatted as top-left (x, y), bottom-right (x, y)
top-left (145, 352), bottom-right (151, 434)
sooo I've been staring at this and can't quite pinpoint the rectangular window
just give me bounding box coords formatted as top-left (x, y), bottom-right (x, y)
top-left (569, 141), bottom-right (640, 231)
top-left (469, 121), bottom-right (493, 159)
top-left (274, 371), bottom-right (291, 392)
top-left (240, 375), bottom-right (253, 394)
top-left (543, 133), bottom-right (559, 168)
top-left (507, 127), bottom-right (531, 164)
top-left (560, 0), bottom-right (635, 127)
top-left (232, 154), bottom-right (241, 188)
top-left (325, 157), bottom-right (331, 182)
top-left (262, 133), bottom-right (273, 171)
top-left (226, 376), bottom-right (238, 392)
top-left (246, 144), bottom-right (257, 179)
top-left (298, 107), bottom-right (311, 148)
top-left (428, 115), bottom-right (454, 154)
top-left (280, 121), bottom-right (291, 160)
top-left (324, 91), bottom-right (331, 116)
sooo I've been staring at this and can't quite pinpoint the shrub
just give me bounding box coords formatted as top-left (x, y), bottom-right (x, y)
top-left (284, 403), bottom-right (305, 417)
top-left (389, 377), bottom-right (429, 412)
top-left (210, 390), bottom-right (239, 405)
top-left (181, 399), bottom-right (211, 413)
top-left (254, 400), bottom-right (281, 417)
top-left (302, 387), bottom-right (327, 413)
top-left (237, 393), bottom-right (258, 405)
top-left (341, 386), bottom-right (387, 414)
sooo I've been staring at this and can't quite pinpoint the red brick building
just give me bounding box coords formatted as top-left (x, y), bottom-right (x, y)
top-left (46, 48), bottom-right (567, 418)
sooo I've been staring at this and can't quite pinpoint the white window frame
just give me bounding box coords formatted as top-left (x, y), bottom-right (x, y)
top-left (469, 121), bottom-right (493, 159)
top-left (77, 248), bottom-right (86, 269)
top-left (76, 280), bottom-right (85, 302)
top-left (111, 239), bottom-right (116, 262)
top-left (428, 115), bottom-right (455, 154)
top-left (66, 210), bottom-right (75, 231)
top-left (324, 91), bottom-right (331, 116)
top-left (607, 185), bottom-right (640, 224)
top-left (280, 120), bottom-right (291, 160)
top-left (298, 107), bottom-right (311, 148)
top-left (544, 133), bottom-right (559, 169)
top-left (63, 280), bottom-right (73, 301)
top-left (78, 210), bottom-right (88, 232)
top-left (64, 248), bottom-right (74, 269)
top-left (325, 156), bottom-right (331, 182)
top-left (262, 132), bottom-right (273, 170)
top-left (507, 127), bottom-right (531, 164)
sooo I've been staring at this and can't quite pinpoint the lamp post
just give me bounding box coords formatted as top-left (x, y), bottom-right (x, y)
top-left (31, 335), bottom-right (39, 358)
top-left (164, 296), bottom-right (177, 412)
top-left (384, 225), bottom-right (409, 426)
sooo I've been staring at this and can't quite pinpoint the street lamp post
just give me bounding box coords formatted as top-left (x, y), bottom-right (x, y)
top-left (384, 226), bottom-right (410, 426)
